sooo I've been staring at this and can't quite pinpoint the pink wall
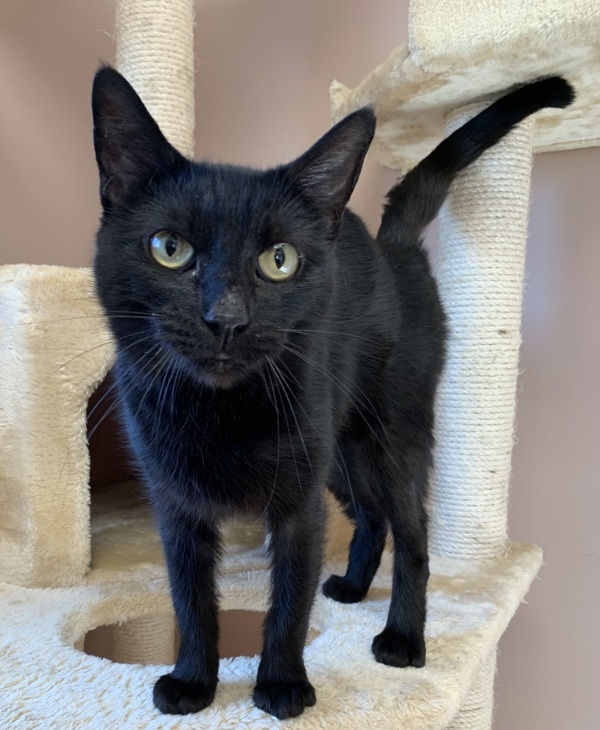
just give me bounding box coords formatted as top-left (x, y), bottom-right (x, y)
top-left (1, 1), bottom-right (598, 727)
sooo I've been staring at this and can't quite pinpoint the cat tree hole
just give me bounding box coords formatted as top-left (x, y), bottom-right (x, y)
top-left (87, 370), bottom-right (138, 495)
top-left (87, 371), bottom-right (159, 573)
top-left (81, 610), bottom-right (320, 665)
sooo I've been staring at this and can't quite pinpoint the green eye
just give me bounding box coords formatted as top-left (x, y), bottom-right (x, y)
top-left (257, 243), bottom-right (300, 281)
top-left (149, 231), bottom-right (194, 270)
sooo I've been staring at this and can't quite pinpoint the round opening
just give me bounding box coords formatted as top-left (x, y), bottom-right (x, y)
top-left (82, 610), bottom-right (320, 665)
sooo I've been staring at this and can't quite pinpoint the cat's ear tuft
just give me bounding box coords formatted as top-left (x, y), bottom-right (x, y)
top-left (92, 65), bottom-right (185, 210)
top-left (286, 108), bottom-right (376, 228)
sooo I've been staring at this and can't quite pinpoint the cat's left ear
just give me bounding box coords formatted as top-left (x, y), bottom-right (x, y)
top-left (285, 108), bottom-right (376, 228)
top-left (92, 65), bottom-right (186, 210)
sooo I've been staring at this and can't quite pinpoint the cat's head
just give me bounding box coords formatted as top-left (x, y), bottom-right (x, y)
top-left (92, 66), bottom-right (375, 388)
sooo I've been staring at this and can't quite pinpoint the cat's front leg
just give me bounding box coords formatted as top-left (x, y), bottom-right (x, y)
top-left (254, 491), bottom-right (325, 719)
top-left (153, 508), bottom-right (221, 715)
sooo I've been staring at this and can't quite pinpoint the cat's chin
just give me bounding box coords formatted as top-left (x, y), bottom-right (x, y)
top-left (191, 358), bottom-right (258, 390)
top-left (164, 343), bottom-right (268, 390)
top-left (195, 369), bottom-right (248, 390)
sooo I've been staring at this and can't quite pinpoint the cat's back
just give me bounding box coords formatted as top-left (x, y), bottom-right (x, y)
top-left (334, 209), bottom-right (441, 333)
top-left (335, 208), bottom-right (446, 390)
top-left (334, 210), bottom-right (397, 314)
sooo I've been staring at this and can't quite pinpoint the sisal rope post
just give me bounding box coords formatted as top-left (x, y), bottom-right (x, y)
top-left (115, 0), bottom-right (196, 157)
top-left (110, 613), bottom-right (178, 665)
top-left (429, 104), bottom-right (535, 562)
top-left (448, 651), bottom-right (497, 729)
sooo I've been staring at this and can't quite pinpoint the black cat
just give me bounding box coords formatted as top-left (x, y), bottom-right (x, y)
top-left (92, 68), bottom-right (573, 720)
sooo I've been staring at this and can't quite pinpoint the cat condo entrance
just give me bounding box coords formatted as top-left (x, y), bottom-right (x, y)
top-left (86, 371), bottom-right (163, 575)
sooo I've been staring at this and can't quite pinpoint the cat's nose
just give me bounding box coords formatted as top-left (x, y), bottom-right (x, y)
top-left (202, 292), bottom-right (250, 338)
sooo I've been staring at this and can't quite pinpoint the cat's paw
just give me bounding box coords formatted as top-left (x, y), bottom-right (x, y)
top-left (372, 627), bottom-right (426, 668)
top-left (322, 574), bottom-right (367, 603)
top-left (253, 679), bottom-right (316, 720)
top-left (153, 673), bottom-right (217, 715)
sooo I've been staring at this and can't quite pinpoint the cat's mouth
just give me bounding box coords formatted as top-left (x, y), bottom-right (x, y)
top-left (193, 352), bottom-right (266, 389)
top-left (157, 323), bottom-right (280, 389)
top-left (199, 353), bottom-right (235, 370)
top-left (203, 355), bottom-right (235, 374)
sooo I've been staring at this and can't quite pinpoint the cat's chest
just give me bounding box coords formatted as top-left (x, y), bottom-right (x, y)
top-left (122, 373), bottom-right (324, 513)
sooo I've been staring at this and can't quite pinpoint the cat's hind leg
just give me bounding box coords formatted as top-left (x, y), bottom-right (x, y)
top-left (323, 443), bottom-right (388, 604)
top-left (370, 423), bottom-right (431, 669)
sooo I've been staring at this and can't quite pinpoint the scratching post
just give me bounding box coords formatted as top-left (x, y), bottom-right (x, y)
top-left (116, 0), bottom-right (195, 157)
top-left (429, 110), bottom-right (535, 561)
top-left (106, 614), bottom-right (177, 665)
top-left (448, 652), bottom-right (496, 730)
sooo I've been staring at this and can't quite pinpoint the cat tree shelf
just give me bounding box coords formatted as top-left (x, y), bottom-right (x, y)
top-left (331, 0), bottom-right (600, 170)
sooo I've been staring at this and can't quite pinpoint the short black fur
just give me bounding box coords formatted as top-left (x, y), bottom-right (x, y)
top-left (92, 67), bottom-right (573, 719)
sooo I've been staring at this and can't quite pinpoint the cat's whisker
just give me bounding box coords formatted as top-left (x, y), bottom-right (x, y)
top-left (86, 399), bottom-right (121, 442)
top-left (282, 341), bottom-right (371, 413)
top-left (87, 378), bottom-right (121, 426)
top-left (87, 342), bottom-right (163, 439)
top-left (1, 312), bottom-right (161, 327)
top-left (86, 336), bottom-right (162, 424)
top-left (168, 359), bottom-right (184, 422)
top-left (277, 328), bottom-right (417, 366)
top-left (13, 330), bottom-right (152, 410)
top-left (275, 356), bottom-right (358, 517)
top-left (281, 346), bottom-right (400, 505)
top-left (269, 359), bottom-right (312, 475)
top-left (267, 358), bottom-right (304, 502)
top-left (277, 328), bottom-right (396, 363)
top-left (277, 327), bottom-right (380, 345)
top-left (132, 349), bottom-right (172, 421)
top-left (255, 365), bottom-right (282, 524)
top-left (153, 358), bottom-right (181, 442)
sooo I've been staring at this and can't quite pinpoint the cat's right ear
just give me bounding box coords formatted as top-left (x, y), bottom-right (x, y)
top-left (92, 66), bottom-right (185, 210)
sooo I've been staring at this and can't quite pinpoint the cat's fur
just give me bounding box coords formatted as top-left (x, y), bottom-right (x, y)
top-left (92, 68), bottom-right (573, 719)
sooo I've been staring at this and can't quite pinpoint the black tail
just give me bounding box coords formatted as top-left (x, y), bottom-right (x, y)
top-left (377, 76), bottom-right (575, 245)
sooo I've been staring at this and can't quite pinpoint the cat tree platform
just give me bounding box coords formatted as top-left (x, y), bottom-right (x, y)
top-left (0, 470), bottom-right (542, 729)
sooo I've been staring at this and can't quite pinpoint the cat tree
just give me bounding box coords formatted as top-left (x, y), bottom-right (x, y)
top-left (1, 0), bottom-right (598, 728)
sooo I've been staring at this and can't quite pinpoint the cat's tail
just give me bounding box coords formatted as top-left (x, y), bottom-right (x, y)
top-left (377, 76), bottom-right (574, 245)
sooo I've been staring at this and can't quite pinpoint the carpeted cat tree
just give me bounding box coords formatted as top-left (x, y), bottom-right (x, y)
top-left (1, 0), bottom-right (598, 728)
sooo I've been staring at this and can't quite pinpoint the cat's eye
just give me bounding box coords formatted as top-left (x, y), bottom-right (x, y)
top-left (149, 231), bottom-right (195, 270)
top-left (257, 243), bottom-right (300, 281)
